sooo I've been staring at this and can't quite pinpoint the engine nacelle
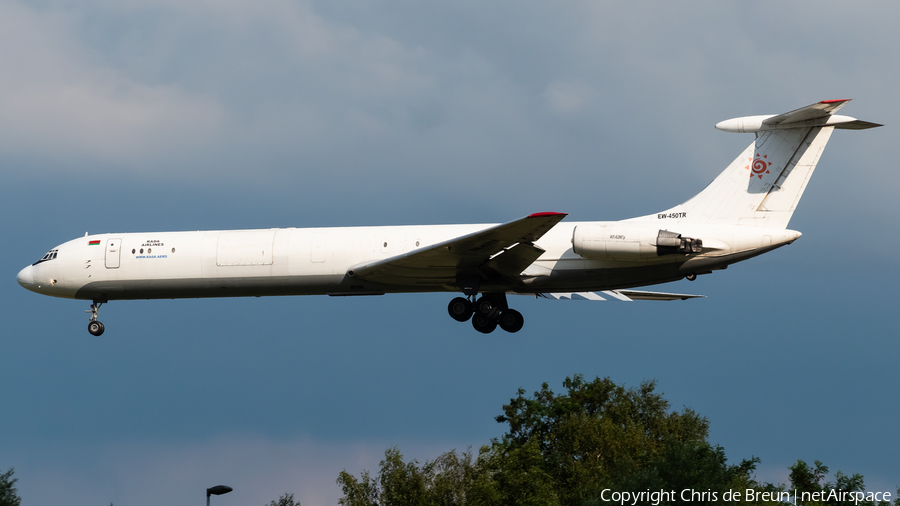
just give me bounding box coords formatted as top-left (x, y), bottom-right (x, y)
top-left (572, 225), bottom-right (702, 260)
top-left (656, 229), bottom-right (703, 255)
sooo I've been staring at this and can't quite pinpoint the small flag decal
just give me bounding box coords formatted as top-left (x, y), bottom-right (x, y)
top-left (88, 240), bottom-right (101, 246)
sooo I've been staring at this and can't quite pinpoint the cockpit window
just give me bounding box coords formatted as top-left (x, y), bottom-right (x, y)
top-left (33, 249), bottom-right (58, 266)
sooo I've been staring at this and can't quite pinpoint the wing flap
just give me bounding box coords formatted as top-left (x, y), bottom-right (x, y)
top-left (536, 289), bottom-right (704, 301)
top-left (615, 289), bottom-right (705, 301)
top-left (538, 292), bottom-right (607, 301)
top-left (484, 243), bottom-right (546, 280)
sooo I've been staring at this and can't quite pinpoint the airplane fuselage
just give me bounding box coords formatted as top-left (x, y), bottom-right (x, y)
top-left (17, 221), bottom-right (799, 301)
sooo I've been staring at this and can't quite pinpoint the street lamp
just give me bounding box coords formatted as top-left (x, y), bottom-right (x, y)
top-left (206, 485), bottom-right (233, 506)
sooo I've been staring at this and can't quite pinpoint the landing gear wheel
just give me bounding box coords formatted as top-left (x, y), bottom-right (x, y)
top-left (686, 273), bottom-right (697, 281)
top-left (88, 321), bottom-right (105, 336)
top-left (471, 314), bottom-right (498, 334)
top-left (448, 297), bottom-right (474, 322)
top-left (85, 300), bottom-right (107, 336)
top-left (475, 297), bottom-right (494, 316)
top-left (498, 309), bottom-right (524, 333)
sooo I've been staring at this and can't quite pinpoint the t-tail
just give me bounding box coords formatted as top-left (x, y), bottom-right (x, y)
top-left (650, 99), bottom-right (881, 229)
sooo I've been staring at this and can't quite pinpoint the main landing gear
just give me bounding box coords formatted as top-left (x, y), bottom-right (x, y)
top-left (447, 293), bottom-right (524, 334)
top-left (86, 300), bottom-right (107, 336)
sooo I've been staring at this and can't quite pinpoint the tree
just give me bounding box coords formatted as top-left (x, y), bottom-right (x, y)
top-left (266, 492), bottom-right (301, 506)
top-left (337, 465), bottom-right (382, 506)
top-left (481, 374), bottom-right (763, 504)
top-left (0, 468), bottom-right (21, 506)
top-left (787, 460), bottom-right (898, 506)
top-left (336, 376), bottom-right (898, 506)
top-left (790, 460), bottom-right (831, 495)
top-left (337, 447), bottom-right (483, 506)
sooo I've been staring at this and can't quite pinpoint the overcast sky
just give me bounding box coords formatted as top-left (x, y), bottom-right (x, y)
top-left (2, 1), bottom-right (898, 504)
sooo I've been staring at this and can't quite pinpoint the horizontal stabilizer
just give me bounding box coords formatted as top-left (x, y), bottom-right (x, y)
top-left (536, 290), bottom-right (704, 301)
top-left (715, 99), bottom-right (882, 133)
top-left (833, 119), bottom-right (883, 130)
top-left (764, 99), bottom-right (851, 126)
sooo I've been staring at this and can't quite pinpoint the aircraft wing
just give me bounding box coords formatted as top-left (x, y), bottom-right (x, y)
top-left (537, 290), bottom-right (704, 301)
top-left (348, 212), bottom-right (568, 288)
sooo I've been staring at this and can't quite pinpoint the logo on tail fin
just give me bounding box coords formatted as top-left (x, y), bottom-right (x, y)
top-left (746, 154), bottom-right (772, 179)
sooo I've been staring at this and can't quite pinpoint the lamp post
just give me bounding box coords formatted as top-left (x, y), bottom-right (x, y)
top-left (206, 485), bottom-right (233, 506)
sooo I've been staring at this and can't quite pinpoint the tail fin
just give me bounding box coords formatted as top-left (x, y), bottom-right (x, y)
top-left (650, 100), bottom-right (880, 229)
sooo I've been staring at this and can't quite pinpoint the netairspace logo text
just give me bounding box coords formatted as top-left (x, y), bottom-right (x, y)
top-left (600, 488), bottom-right (893, 505)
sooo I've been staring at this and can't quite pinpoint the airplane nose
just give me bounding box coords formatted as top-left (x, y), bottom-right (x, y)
top-left (16, 265), bottom-right (34, 288)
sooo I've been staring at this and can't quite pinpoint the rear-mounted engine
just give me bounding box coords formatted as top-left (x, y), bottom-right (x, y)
top-left (572, 225), bottom-right (702, 260)
top-left (655, 229), bottom-right (703, 255)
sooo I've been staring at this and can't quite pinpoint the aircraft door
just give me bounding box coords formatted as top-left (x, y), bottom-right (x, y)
top-left (105, 238), bottom-right (122, 268)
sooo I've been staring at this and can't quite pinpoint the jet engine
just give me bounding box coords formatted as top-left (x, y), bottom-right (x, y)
top-left (572, 225), bottom-right (702, 260)
top-left (655, 229), bottom-right (703, 255)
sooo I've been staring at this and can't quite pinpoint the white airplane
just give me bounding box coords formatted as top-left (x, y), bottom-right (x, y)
top-left (17, 100), bottom-right (880, 336)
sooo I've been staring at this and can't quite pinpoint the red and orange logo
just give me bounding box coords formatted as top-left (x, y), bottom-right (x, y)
top-left (745, 153), bottom-right (772, 179)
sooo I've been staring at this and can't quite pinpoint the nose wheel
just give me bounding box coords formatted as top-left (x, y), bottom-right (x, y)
top-left (447, 293), bottom-right (524, 333)
top-left (86, 300), bottom-right (107, 336)
top-left (88, 320), bottom-right (105, 336)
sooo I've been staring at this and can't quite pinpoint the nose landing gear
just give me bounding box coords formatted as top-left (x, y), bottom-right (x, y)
top-left (447, 293), bottom-right (524, 333)
top-left (86, 300), bottom-right (107, 336)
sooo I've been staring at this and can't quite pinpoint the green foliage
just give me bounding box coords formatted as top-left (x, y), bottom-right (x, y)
top-left (420, 447), bottom-right (481, 505)
top-left (486, 375), bottom-right (759, 505)
top-left (337, 468), bottom-right (380, 506)
top-left (335, 376), bottom-right (897, 506)
top-left (337, 446), bottom-right (483, 506)
top-left (791, 460), bottom-right (831, 495)
top-left (787, 460), bottom-right (898, 506)
top-left (266, 492), bottom-right (301, 506)
top-left (0, 468), bottom-right (21, 506)
top-left (378, 447), bottom-right (427, 505)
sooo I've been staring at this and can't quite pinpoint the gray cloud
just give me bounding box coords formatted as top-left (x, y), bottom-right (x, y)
top-left (2, 0), bottom-right (895, 217)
